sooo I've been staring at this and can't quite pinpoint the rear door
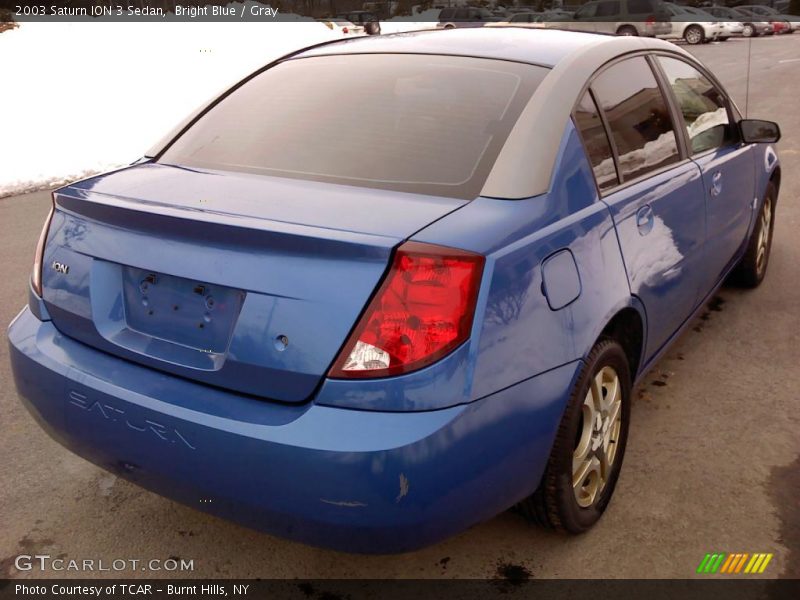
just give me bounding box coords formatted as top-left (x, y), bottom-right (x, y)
top-left (584, 55), bottom-right (707, 358)
top-left (654, 55), bottom-right (755, 292)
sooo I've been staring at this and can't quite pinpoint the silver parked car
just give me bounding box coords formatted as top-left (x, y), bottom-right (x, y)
top-left (706, 6), bottom-right (773, 37)
top-left (568, 0), bottom-right (672, 36)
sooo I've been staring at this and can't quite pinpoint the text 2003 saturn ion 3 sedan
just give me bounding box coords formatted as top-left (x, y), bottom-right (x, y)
top-left (9, 29), bottom-right (781, 553)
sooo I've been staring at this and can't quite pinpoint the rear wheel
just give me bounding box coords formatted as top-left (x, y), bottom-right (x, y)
top-left (685, 25), bottom-right (705, 44)
top-left (518, 339), bottom-right (631, 533)
top-left (731, 182), bottom-right (777, 288)
top-left (742, 23), bottom-right (755, 37)
top-left (617, 25), bottom-right (638, 36)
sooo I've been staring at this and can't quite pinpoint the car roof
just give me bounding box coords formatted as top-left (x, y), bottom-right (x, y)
top-left (295, 29), bottom-right (694, 199)
top-left (148, 29), bottom-right (696, 200)
top-left (296, 27), bottom-right (611, 69)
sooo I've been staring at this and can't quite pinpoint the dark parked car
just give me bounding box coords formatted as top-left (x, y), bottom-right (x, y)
top-left (9, 28), bottom-right (781, 554)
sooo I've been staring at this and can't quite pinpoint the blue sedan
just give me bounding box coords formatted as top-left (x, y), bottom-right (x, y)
top-left (8, 29), bottom-right (781, 553)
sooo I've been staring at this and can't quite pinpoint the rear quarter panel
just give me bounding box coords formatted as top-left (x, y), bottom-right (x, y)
top-left (415, 122), bottom-right (639, 400)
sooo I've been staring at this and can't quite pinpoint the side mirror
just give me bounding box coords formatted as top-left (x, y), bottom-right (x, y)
top-left (740, 119), bottom-right (781, 144)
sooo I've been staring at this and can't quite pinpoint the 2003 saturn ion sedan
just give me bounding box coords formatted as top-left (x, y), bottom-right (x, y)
top-left (9, 28), bottom-right (781, 553)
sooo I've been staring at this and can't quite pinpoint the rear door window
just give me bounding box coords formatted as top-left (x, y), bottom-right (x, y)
top-left (590, 56), bottom-right (681, 183)
top-left (657, 56), bottom-right (734, 154)
top-left (159, 54), bottom-right (548, 199)
top-left (574, 91), bottom-right (619, 191)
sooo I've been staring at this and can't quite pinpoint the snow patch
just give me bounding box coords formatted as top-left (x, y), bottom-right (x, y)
top-left (0, 21), bottom-right (343, 197)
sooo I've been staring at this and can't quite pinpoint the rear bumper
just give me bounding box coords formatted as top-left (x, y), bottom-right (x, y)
top-left (8, 306), bottom-right (579, 553)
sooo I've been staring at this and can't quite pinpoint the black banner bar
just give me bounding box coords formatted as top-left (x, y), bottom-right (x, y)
top-left (1, 0), bottom-right (797, 23)
top-left (2, 580), bottom-right (800, 600)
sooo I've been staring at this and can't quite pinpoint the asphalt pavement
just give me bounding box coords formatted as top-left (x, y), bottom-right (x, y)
top-left (1, 34), bottom-right (798, 580)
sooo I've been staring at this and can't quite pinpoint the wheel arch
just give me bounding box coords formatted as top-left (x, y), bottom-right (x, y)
top-left (770, 164), bottom-right (781, 196)
top-left (596, 304), bottom-right (646, 381)
top-left (616, 24), bottom-right (638, 35)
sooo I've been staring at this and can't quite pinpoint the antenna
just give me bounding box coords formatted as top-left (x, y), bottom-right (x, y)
top-left (744, 36), bottom-right (752, 118)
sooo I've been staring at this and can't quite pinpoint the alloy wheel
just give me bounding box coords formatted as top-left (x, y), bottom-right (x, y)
top-left (573, 366), bottom-right (623, 508)
top-left (756, 197), bottom-right (773, 277)
top-left (686, 26), bottom-right (703, 44)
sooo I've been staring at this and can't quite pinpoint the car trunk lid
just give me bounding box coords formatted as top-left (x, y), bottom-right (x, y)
top-left (41, 162), bottom-right (466, 402)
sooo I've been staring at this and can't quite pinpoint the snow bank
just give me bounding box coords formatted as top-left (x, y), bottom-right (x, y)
top-left (0, 21), bottom-right (343, 197)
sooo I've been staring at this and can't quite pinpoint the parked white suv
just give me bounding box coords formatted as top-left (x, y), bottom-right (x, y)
top-left (567, 0), bottom-right (672, 36)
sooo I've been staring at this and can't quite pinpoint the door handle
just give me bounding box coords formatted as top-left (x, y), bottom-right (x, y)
top-left (710, 171), bottom-right (723, 197)
top-left (636, 205), bottom-right (654, 236)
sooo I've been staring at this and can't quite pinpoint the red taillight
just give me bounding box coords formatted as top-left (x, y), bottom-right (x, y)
top-left (646, 15), bottom-right (656, 24)
top-left (329, 241), bottom-right (485, 379)
top-left (31, 195), bottom-right (55, 297)
top-left (342, 26), bottom-right (349, 34)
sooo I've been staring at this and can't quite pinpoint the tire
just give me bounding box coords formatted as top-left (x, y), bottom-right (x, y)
top-left (731, 182), bottom-right (777, 288)
top-left (616, 25), bottom-right (638, 36)
top-left (684, 24), bottom-right (705, 45)
top-left (742, 24), bottom-right (755, 37)
top-left (443, 23), bottom-right (455, 29)
top-left (719, 36), bottom-right (729, 42)
top-left (518, 339), bottom-right (632, 533)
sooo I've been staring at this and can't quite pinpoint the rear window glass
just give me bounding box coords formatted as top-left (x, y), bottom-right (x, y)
top-left (159, 54), bottom-right (547, 199)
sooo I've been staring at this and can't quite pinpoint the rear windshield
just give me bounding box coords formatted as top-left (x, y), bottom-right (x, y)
top-left (159, 54), bottom-right (548, 199)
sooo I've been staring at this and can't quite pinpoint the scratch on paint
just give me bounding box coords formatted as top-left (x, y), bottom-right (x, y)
top-left (396, 473), bottom-right (409, 503)
top-left (320, 498), bottom-right (367, 508)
